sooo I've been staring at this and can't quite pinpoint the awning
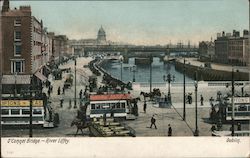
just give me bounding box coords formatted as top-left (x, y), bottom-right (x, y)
top-left (1, 75), bottom-right (31, 84)
top-left (34, 71), bottom-right (47, 82)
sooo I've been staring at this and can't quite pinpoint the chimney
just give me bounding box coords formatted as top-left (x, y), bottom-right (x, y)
top-left (20, 6), bottom-right (31, 12)
top-left (2, 0), bottom-right (10, 13)
top-left (243, 30), bottom-right (249, 36)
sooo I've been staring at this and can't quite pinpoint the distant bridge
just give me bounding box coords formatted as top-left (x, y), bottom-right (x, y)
top-left (72, 44), bottom-right (198, 57)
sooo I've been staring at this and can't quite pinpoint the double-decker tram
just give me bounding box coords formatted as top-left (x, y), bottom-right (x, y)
top-left (89, 93), bottom-right (132, 119)
top-left (1, 99), bottom-right (45, 125)
top-left (225, 97), bottom-right (250, 121)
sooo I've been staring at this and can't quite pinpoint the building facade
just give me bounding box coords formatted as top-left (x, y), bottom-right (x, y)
top-left (1, 1), bottom-right (52, 95)
top-left (215, 30), bottom-right (249, 66)
top-left (199, 40), bottom-right (215, 60)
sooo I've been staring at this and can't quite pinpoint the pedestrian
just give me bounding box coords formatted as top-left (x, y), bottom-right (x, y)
top-left (150, 115), bottom-right (157, 129)
top-left (168, 124), bottom-right (172, 136)
top-left (79, 89), bottom-right (83, 99)
top-left (211, 124), bottom-right (216, 136)
top-left (47, 88), bottom-right (51, 98)
top-left (62, 86), bottom-right (65, 94)
top-left (103, 112), bottom-right (107, 126)
top-left (188, 94), bottom-right (192, 104)
top-left (143, 101), bottom-right (147, 113)
top-left (68, 99), bottom-right (72, 109)
top-left (237, 123), bottom-right (241, 131)
top-left (60, 96), bottom-right (64, 108)
top-left (50, 85), bottom-right (53, 93)
top-left (57, 86), bottom-right (61, 95)
top-left (200, 95), bottom-right (204, 106)
top-left (209, 97), bottom-right (214, 107)
top-left (134, 102), bottom-right (138, 116)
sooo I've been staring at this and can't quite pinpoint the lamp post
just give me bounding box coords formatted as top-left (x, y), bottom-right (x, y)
top-left (231, 67), bottom-right (235, 136)
top-left (29, 75), bottom-right (33, 137)
top-left (74, 57), bottom-right (77, 109)
top-left (14, 72), bottom-right (17, 97)
top-left (120, 56), bottom-right (124, 81)
top-left (149, 55), bottom-right (153, 93)
top-left (120, 59), bottom-right (123, 81)
top-left (163, 73), bottom-right (172, 104)
top-left (183, 58), bottom-right (186, 121)
top-left (194, 71), bottom-right (199, 136)
top-left (130, 65), bottom-right (136, 82)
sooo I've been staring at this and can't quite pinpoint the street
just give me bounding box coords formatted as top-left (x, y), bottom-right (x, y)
top-left (2, 57), bottom-right (249, 137)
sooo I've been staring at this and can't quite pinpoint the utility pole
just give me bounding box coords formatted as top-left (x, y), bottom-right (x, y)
top-left (194, 71), bottom-right (199, 136)
top-left (183, 58), bottom-right (186, 121)
top-left (74, 58), bottom-right (77, 108)
top-left (149, 55), bottom-right (152, 93)
top-left (29, 75), bottom-right (33, 137)
top-left (14, 72), bottom-right (17, 97)
top-left (131, 65), bottom-right (136, 82)
top-left (120, 59), bottom-right (123, 81)
top-left (231, 68), bottom-right (235, 136)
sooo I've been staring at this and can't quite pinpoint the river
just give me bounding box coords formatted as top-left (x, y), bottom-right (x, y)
top-left (101, 57), bottom-right (194, 83)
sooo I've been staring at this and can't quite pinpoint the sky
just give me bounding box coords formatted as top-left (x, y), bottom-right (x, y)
top-left (6, 0), bottom-right (250, 45)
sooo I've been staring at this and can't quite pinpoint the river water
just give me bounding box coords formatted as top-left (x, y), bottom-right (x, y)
top-left (101, 57), bottom-right (194, 83)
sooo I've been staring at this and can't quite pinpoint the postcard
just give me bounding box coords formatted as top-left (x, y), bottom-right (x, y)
top-left (1, 0), bottom-right (249, 157)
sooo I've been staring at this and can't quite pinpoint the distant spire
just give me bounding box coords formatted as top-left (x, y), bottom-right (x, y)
top-left (2, 0), bottom-right (10, 13)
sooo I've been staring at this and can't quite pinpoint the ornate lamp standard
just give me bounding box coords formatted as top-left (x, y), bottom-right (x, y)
top-left (183, 58), bottom-right (186, 121)
top-left (74, 57), bottom-right (77, 109)
top-left (194, 71), bottom-right (199, 136)
top-left (163, 73), bottom-right (173, 104)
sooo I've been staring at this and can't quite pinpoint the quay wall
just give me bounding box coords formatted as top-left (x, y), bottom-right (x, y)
top-left (175, 61), bottom-right (249, 81)
top-left (92, 59), bottom-right (129, 87)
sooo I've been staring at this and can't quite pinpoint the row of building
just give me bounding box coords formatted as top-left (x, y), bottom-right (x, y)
top-left (0, 0), bottom-right (73, 95)
top-left (199, 30), bottom-right (249, 66)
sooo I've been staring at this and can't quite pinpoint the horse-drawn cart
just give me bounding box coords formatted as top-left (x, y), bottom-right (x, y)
top-left (89, 118), bottom-right (136, 137)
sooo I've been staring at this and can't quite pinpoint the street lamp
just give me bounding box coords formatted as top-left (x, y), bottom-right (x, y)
top-left (194, 71), bottom-right (199, 136)
top-left (119, 56), bottom-right (124, 81)
top-left (231, 67), bottom-right (235, 136)
top-left (14, 72), bottom-right (17, 97)
top-left (74, 57), bottom-right (77, 109)
top-left (29, 75), bottom-right (33, 137)
top-left (183, 58), bottom-right (186, 121)
top-left (163, 73), bottom-right (173, 104)
top-left (130, 65), bottom-right (137, 82)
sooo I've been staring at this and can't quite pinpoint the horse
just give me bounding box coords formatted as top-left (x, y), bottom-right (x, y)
top-left (140, 92), bottom-right (152, 100)
top-left (140, 89), bottom-right (161, 100)
top-left (70, 118), bottom-right (90, 136)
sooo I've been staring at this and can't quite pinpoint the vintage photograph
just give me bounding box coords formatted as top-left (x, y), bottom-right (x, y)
top-left (0, 0), bottom-right (249, 157)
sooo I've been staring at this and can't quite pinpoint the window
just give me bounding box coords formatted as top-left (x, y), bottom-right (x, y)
top-left (14, 31), bottom-right (21, 41)
top-left (121, 103), bottom-right (126, 109)
top-left (11, 60), bottom-right (25, 73)
top-left (15, 61), bottom-right (21, 72)
top-left (22, 109), bottom-right (30, 115)
top-left (14, 19), bottom-right (21, 26)
top-left (116, 103), bottom-right (120, 109)
top-left (1, 109), bottom-right (9, 115)
top-left (91, 104), bottom-right (95, 109)
top-left (238, 105), bottom-right (247, 111)
top-left (33, 109), bottom-right (42, 115)
top-left (14, 44), bottom-right (21, 55)
top-left (11, 109), bottom-right (20, 115)
top-left (96, 104), bottom-right (100, 109)
top-left (110, 103), bottom-right (115, 109)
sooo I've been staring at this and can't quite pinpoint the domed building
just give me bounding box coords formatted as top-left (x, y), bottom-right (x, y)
top-left (97, 26), bottom-right (107, 45)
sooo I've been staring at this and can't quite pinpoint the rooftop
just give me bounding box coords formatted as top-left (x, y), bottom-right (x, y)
top-left (90, 93), bottom-right (132, 101)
